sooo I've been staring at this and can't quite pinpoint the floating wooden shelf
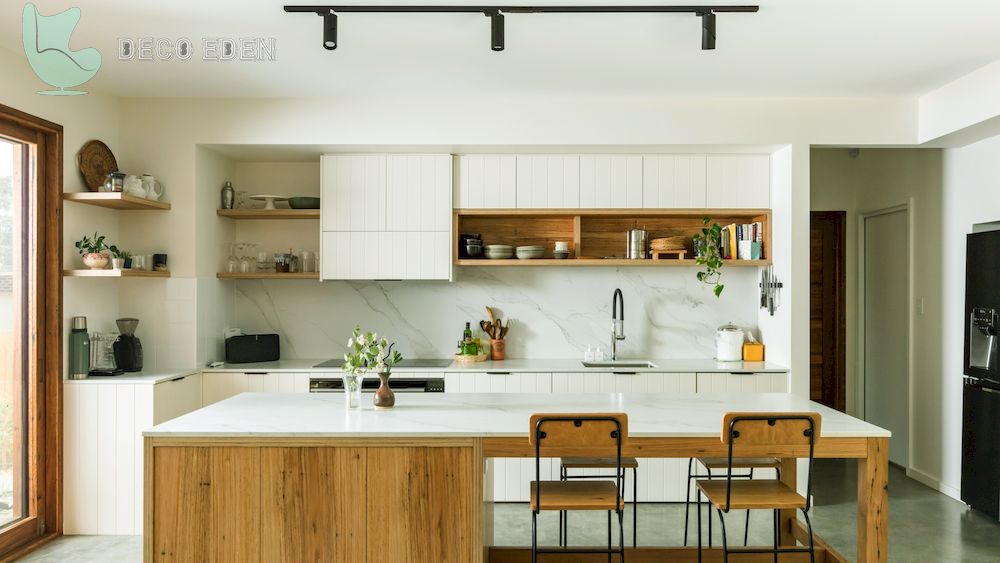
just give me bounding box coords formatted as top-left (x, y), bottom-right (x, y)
top-left (63, 269), bottom-right (170, 278)
top-left (216, 272), bottom-right (319, 280)
top-left (454, 208), bottom-right (772, 267)
top-left (63, 192), bottom-right (171, 210)
top-left (216, 209), bottom-right (319, 220)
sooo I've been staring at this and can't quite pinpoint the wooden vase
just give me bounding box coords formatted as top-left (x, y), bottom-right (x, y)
top-left (374, 372), bottom-right (395, 410)
top-left (490, 339), bottom-right (506, 361)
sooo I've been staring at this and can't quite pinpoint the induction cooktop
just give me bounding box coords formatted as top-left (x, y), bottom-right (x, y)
top-left (314, 358), bottom-right (453, 368)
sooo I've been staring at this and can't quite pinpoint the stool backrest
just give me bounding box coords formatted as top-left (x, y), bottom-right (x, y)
top-left (528, 413), bottom-right (628, 448)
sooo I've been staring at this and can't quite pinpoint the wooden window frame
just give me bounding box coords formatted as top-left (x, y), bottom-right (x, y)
top-left (0, 103), bottom-right (63, 558)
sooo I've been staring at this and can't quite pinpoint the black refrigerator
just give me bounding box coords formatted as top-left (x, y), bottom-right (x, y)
top-left (962, 229), bottom-right (1000, 519)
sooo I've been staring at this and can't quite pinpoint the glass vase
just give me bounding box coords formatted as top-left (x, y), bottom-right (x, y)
top-left (342, 372), bottom-right (365, 409)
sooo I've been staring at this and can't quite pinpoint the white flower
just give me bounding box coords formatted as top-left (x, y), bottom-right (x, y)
top-left (348, 337), bottom-right (354, 347)
top-left (357, 334), bottom-right (366, 346)
top-left (343, 353), bottom-right (349, 362)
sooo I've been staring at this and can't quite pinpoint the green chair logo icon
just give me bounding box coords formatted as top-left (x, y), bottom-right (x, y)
top-left (22, 3), bottom-right (101, 96)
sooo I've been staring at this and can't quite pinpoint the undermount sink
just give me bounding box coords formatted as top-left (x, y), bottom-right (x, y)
top-left (581, 360), bottom-right (658, 369)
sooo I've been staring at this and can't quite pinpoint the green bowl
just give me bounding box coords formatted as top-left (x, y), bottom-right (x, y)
top-left (288, 196), bottom-right (320, 209)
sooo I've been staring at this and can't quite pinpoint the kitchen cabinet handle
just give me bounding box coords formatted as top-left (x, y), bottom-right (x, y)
top-left (613, 371), bottom-right (638, 375)
top-left (486, 371), bottom-right (511, 375)
top-left (732, 372), bottom-right (754, 375)
top-left (165, 376), bottom-right (187, 383)
top-left (244, 372), bottom-right (268, 375)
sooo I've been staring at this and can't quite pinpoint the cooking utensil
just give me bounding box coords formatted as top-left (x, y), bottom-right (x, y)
top-left (480, 320), bottom-right (493, 335)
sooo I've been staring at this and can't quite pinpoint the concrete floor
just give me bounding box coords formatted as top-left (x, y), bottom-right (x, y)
top-left (15, 460), bottom-right (1000, 562)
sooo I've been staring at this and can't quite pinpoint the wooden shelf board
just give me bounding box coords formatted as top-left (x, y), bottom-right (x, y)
top-left (63, 192), bottom-right (171, 210)
top-left (63, 269), bottom-right (170, 278)
top-left (216, 272), bottom-right (320, 280)
top-left (216, 209), bottom-right (319, 220)
top-left (454, 207), bottom-right (770, 218)
top-left (455, 259), bottom-right (770, 267)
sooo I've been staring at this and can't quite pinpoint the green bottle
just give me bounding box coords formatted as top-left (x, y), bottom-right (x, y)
top-left (69, 316), bottom-right (90, 379)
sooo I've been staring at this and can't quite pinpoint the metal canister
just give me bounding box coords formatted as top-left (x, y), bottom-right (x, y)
top-left (221, 180), bottom-right (235, 209)
top-left (68, 316), bottom-right (90, 380)
top-left (627, 228), bottom-right (648, 259)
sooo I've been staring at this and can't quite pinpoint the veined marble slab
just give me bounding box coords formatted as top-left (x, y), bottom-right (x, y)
top-left (144, 392), bottom-right (888, 438)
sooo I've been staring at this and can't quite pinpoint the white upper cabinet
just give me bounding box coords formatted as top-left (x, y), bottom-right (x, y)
top-left (320, 154), bottom-right (386, 231)
top-left (579, 155), bottom-right (643, 208)
top-left (515, 155), bottom-right (580, 208)
top-left (322, 231), bottom-right (450, 280)
top-left (642, 155), bottom-right (707, 208)
top-left (705, 154), bottom-right (771, 209)
top-left (386, 154), bottom-right (452, 231)
top-left (456, 155), bottom-right (517, 209)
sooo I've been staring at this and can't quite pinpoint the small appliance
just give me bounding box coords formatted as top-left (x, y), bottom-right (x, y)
top-left (113, 317), bottom-right (143, 372)
top-left (225, 333), bottom-right (280, 363)
top-left (715, 323), bottom-right (744, 362)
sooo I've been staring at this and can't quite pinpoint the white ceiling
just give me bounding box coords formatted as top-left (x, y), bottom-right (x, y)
top-left (5, 0), bottom-right (1000, 99)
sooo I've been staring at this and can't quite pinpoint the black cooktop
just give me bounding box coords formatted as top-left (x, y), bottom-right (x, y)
top-left (313, 358), bottom-right (452, 368)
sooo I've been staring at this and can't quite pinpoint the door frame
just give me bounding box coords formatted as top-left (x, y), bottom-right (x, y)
top-left (810, 210), bottom-right (847, 412)
top-left (857, 201), bottom-right (914, 470)
top-left (0, 103), bottom-right (63, 558)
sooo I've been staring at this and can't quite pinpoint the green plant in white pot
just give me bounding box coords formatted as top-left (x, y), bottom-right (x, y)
top-left (75, 232), bottom-right (111, 269)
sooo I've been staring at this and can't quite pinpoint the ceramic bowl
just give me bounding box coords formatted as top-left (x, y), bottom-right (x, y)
top-left (515, 248), bottom-right (545, 260)
top-left (288, 196), bottom-right (320, 209)
top-left (553, 250), bottom-right (570, 259)
top-left (485, 245), bottom-right (514, 259)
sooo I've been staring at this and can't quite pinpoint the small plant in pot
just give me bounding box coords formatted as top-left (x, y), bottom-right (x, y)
top-left (692, 217), bottom-right (725, 297)
top-left (75, 232), bottom-right (111, 269)
top-left (109, 246), bottom-right (131, 270)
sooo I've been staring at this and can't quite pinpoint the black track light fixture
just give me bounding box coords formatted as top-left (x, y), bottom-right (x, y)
top-left (323, 11), bottom-right (338, 50)
top-left (700, 10), bottom-right (716, 50)
top-left (488, 10), bottom-right (504, 51)
top-left (286, 5), bottom-right (759, 52)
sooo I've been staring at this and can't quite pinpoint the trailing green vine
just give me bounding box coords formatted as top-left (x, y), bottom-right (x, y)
top-left (692, 217), bottom-right (725, 297)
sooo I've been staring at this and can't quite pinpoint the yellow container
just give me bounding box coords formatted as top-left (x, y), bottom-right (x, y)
top-left (742, 342), bottom-right (765, 361)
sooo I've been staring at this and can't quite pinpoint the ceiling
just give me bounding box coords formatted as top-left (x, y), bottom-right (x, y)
top-left (5, 0), bottom-right (1000, 99)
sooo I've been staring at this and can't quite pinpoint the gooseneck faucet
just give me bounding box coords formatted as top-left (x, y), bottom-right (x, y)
top-left (611, 288), bottom-right (625, 360)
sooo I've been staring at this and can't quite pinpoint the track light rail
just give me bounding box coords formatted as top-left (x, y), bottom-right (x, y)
top-left (284, 5), bottom-right (759, 13)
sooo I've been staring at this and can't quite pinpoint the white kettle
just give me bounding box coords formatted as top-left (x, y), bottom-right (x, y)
top-left (715, 323), bottom-right (745, 362)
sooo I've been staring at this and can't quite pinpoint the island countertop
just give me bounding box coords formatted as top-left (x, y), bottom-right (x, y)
top-left (144, 391), bottom-right (889, 438)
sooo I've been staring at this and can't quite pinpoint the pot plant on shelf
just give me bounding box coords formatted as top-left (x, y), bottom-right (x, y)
top-left (692, 217), bottom-right (725, 297)
top-left (341, 326), bottom-right (403, 410)
top-left (109, 246), bottom-right (131, 270)
top-left (75, 232), bottom-right (111, 269)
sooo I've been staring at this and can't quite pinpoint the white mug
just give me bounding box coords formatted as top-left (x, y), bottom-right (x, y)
top-left (554, 241), bottom-right (569, 252)
top-left (140, 174), bottom-right (164, 200)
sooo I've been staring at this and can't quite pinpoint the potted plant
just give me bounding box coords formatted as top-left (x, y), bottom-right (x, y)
top-left (75, 232), bottom-right (111, 269)
top-left (109, 246), bottom-right (131, 270)
top-left (341, 326), bottom-right (402, 410)
top-left (692, 217), bottom-right (725, 297)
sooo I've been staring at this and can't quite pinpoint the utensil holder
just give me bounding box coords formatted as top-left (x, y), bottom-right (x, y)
top-left (490, 339), bottom-right (506, 361)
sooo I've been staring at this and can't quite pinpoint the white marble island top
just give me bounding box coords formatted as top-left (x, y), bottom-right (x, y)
top-left (145, 392), bottom-right (888, 439)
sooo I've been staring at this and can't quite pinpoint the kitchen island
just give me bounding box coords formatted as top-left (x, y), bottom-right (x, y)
top-left (143, 392), bottom-right (889, 562)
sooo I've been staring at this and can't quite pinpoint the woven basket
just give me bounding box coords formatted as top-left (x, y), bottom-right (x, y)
top-left (650, 236), bottom-right (687, 251)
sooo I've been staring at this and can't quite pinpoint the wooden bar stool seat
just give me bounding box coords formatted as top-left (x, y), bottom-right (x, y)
top-left (561, 456), bottom-right (639, 469)
top-left (559, 456), bottom-right (640, 548)
top-left (696, 456), bottom-right (781, 470)
top-left (683, 456), bottom-right (783, 547)
top-left (696, 480), bottom-right (806, 510)
top-left (530, 481), bottom-right (624, 511)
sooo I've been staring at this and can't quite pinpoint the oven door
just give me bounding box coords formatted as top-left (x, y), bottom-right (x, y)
top-left (309, 377), bottom-right (444, 393)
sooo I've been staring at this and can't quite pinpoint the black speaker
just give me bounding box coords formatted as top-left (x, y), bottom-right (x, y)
top-left (225, 333), bottom-right (280, 364)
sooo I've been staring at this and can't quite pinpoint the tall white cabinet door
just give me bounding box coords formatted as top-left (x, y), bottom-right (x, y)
top-left (705, 155), bottom-right (771, 209)
top-left (642, 155), bottom-right (707, 208)
top-left (320, 154), bottom-right (386, 231)
top-left (579, 155), bottom-right (643, 209)
top-left (386, 154), bottom-right (452, 231)
top-left (456, 155), bottom-right (517, 208)
top-left (610, 372), bottom-right (696, 502)
top-left (515, 155), bottom-right (580, 208)
top-left (695, 371), bottom-right (789, 393)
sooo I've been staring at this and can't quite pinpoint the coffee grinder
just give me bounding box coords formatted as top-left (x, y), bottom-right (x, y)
top-left (113, 317), bottom-right (144, 372)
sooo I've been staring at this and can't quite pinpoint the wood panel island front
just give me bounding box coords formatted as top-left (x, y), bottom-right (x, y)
top-left (143, 392), bottom-right (889, 563)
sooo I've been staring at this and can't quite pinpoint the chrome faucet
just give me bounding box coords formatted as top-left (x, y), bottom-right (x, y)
top-left (611, 288), bottom-right (625, 360)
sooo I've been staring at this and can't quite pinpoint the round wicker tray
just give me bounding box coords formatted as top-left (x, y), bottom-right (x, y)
top-left (77, 140), bottom-right (118, 192)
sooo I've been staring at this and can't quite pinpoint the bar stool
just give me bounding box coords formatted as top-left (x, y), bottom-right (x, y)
top-left (529, 413), bottom-right (627, 563)
top-left (695, 412), bottom-right (822, 563)
top-left (558, 456), bottom-right (638, 548)
top-left (683, 456), bottom-right (782, 546)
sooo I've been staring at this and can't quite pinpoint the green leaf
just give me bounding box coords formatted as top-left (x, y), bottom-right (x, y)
top-left (714, 284), bottom-right (725, 297)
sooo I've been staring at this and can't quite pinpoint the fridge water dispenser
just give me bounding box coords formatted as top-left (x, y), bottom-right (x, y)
top-left (969, 307), bottom-right (998, 371)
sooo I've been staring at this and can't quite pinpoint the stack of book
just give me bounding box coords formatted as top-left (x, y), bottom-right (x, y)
top-left (720, 222), bottom-right (764, 260)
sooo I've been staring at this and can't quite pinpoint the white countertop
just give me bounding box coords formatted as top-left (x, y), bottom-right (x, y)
top-left (64, 368), bottom-right (198, 385)
top-left (201, 358), bottom-right (787, 374)
top-left (144, 392), bottom-right (888, 438)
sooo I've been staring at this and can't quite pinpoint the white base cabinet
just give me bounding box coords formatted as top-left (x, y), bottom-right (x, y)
top-left (695, 371), bottom-right (789, 394)
top-left (201, 371), bottom-right (310, 406)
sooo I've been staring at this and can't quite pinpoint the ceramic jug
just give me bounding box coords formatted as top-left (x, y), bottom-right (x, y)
top-left (123, 174), bottom-right (145, 198)
top-left (140, 174), bottom-right (164, 200)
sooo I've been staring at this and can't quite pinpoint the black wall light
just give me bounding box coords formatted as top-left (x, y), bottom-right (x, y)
top-left (285, 5), bottom-right (759, 51)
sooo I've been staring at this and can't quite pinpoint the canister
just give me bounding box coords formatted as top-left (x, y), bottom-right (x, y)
top-left (69, 316), bottom-right (90, 380)
top-left (627, 228), bottom-right (648, 259)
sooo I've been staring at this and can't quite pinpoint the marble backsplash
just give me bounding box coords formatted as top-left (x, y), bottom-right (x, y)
top-left (232, 267), bottom-right (760, 361)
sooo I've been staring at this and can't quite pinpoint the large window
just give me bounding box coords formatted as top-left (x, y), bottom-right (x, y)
top-left (0, 105), bottom-right (62, 558)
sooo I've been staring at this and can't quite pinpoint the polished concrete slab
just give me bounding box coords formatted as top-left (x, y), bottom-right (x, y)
top-left (15, 460), bottom-right (1000, 562)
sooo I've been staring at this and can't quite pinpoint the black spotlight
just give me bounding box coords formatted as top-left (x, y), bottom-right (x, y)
top-left (700, 11), bottom-right (716, 50)
top-left (489, 11), bottom-right (504, 51)
top-left (323, 11), bottom-right (338, 50)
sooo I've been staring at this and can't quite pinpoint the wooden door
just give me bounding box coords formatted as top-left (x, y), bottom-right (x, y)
top-left (810, 211), bottom-right (847, 411)
top-left (366, 447), bottom-right (476, 563)
top-left (260, 448), bottom-right (366, 562)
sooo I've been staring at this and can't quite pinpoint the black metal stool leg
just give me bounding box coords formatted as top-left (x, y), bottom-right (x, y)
top-left (531, 510), bottom-right (538, 563)
top-left (684, 458), bottom-right (693, 546)
top-left (706, 468), bottom-right (713, 547)
top-left (558, 465), bottom-right (565, 547)
top-left (772, 508), bottom-right (779, 563)
top-left (607, 510), bottom-right (612, 563)
top-left (619, 508), bottom-right (626, 562)
top-left (717, 508), bottom-right (730, 563)
top-left (632, 466), bottom-right (637, 547)
top-left (696, 487), bottom-right (703, 563)
top-left (744, 467), bottom-right (753, 546)
top-left (803, 509), bottom-right (816, 563)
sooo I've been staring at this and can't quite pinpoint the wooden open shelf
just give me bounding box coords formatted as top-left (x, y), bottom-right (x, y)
top-left (217, 209), bottom-right (319, 220)
top-left (454, 208), bottom-right (772, 267)
top-left (216, 272), bottom-right (319, 280)
top-left (63, 269), bottom-right (170, 278)
top-left (63, 192), bottom-right (171, 210)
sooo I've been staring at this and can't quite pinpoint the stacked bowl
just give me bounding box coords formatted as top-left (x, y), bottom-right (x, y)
top-left (515, 245), bottom-right (546, 259)
top-left (485, 245), bottom-right (514, 259)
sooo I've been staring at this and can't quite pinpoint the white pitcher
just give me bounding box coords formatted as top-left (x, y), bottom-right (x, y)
top-left (141, 173), bottom-right (164, 200)
top-left (123, 174), bottom-right (145, 198)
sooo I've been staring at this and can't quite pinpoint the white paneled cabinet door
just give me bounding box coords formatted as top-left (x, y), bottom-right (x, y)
top-left (386, 154), bottom-right (452, 231)
top-left (456, 155), bottom-right (516, 208)
top-left (695, 371), bottom-right (789, 393)
top-left (152, 373), bottom-right (203, 425)
top-left (515, 155), bottom-right (580, 208)
top-left (320, 154), bottom-right (387, 231)
top-left (705, 155), bottom-right (771, 209)
top-left (610, 372), bottom-right (696, 502)
top-left (444, 372), bottom-right (552, 501)
top-left (579, 155), bottom-right (643, 208)
top-left (642, 155), bottom-right (707, 208)
top-left (324, 231), bottom-right (449, 280)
